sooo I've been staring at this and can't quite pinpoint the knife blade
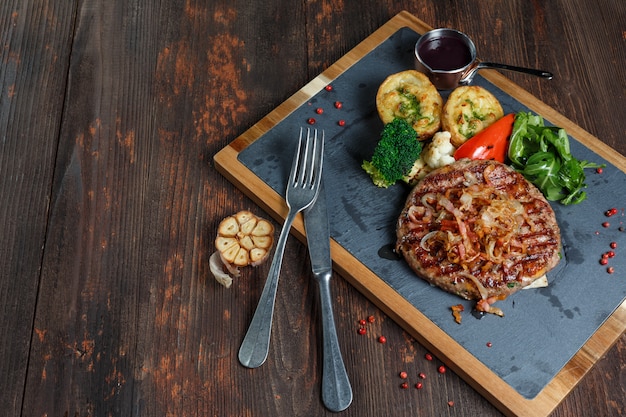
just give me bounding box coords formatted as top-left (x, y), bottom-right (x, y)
top-left (304, 182), bottom-right (353, 412)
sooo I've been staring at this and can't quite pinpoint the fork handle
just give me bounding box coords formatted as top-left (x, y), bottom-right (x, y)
top-left (238, 210), bottom-right (297, 368)
top-left (316, 270), bottom-right (353, 412)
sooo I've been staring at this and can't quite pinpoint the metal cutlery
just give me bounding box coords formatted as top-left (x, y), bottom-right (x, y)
top-left (238, 128), bottom-right (324, 369)
top-left (304, 182), bottom-right (353, 412)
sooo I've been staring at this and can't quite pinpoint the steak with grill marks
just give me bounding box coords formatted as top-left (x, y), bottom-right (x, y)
top-left (396, 159), bottom-right (561, 301)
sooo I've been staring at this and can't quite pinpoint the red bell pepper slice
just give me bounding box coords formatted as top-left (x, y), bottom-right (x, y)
top-left (453, 113), bottom-right (515, 163)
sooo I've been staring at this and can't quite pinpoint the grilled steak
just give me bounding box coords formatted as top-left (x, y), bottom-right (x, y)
top-left (396, 159), bottom-right (561, 301)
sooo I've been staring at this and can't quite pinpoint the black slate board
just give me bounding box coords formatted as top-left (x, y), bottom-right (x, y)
top-left (237, 27), bottom-right (626, 399)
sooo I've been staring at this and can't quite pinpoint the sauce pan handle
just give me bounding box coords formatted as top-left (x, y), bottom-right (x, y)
top-left (460, 61), bottom-right (553, 85)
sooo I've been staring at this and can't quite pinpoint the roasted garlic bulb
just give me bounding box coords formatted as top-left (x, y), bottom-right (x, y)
top-left (211, 210), bottom-right (275, 287)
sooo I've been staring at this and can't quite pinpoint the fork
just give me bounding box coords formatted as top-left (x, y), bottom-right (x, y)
top-left (238, 128), bottom-right (324, 369)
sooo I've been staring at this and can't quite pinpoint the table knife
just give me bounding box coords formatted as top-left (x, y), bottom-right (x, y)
top-left (304, 182), bottom-right (353, 412)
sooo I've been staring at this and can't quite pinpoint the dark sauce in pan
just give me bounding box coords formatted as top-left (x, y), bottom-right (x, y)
top-left (418, 37), bottom-right (473, 71)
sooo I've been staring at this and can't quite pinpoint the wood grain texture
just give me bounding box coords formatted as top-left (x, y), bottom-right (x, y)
top-left (0, 0), bottom-right (78, 414)
top-left (0, 1), bottom-right (624, 416)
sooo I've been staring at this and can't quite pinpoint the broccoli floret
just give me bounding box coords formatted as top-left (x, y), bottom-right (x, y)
top-left (362, 118), bottom-right (423, 188)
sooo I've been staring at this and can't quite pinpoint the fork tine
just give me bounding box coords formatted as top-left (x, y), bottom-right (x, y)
top-left (310, 129), bottom-right (324, 189)
top-left (299, 128), bottom-right (313, 187)
top-left (289, 128), bottom-right (305, 187)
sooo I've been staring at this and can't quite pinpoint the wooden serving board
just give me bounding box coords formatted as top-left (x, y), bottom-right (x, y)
top-left (214, 11), bottom-right (626, 417)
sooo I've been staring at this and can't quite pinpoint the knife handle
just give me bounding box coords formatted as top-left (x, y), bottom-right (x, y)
top-left (317, 271), bottom-right (353, 412)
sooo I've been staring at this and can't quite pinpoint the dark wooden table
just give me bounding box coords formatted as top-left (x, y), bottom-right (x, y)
top-left (1, 1), bottom-right (624, 416)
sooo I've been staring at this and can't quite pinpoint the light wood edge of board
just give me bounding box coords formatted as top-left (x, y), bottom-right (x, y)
top-left (213, 10), bottom-right (626, 417)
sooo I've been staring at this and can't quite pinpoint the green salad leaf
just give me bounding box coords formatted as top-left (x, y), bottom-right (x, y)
top-left (508, 112), bottom-right (604, 205)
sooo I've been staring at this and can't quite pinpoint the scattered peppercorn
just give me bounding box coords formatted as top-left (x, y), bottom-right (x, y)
top-left (607, 251), bottom-right (615, 258)
top-left (486, 342), bottom-right (493, 348)
top-left (377, 336), bottom-right (387, 344)
top-left (425, 353), bottom-right (433, 361)
top-left (610, 241), bottom-right (618, 249)
top-left (357, 327), bottom-right (366, 335)
top-left (438, 365), bottom-right (446, 374)
top-left (367, 315), bottom-right (375, 323)
top-left (607, 266), bottom-right (615, 274)
top-left (447, 400), bottom-right (455, 407)
top-left (605, 208), bottom-right (618, 217)
top-left (315, 108), bottom-right (324, 114)
top-left (399, 371), bottom-right (408, 379)
top-left (307, 117), bottom-right (316, 125)
top-left (415, 382), bottom-right (423, 389)
top-left (418, 372), bottom-right (426, 379)
top-left (359, 319), bottom-right (366, 326)
top-left (400, 382), bottom-right (409, 389)
top-left (596, 167), bottom-right (603, 174)
top-left (337, 119), bottom-right (346, 126)
top-left (325, 85), bottom-right (333, 91)
top-left (602, 222), bottom-right (610, 228)
top-left (334, 101), bottom-right (343, 109)
top-left (600, 258), bottom-right (608, 265)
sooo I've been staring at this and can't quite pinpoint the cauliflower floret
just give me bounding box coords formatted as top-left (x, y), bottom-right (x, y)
top-left (422, 131), bottom-right (456, 169)
top-left (403, 131), bottom-right (457, 185)
top-left (403, 156), bottom-right (432, 185)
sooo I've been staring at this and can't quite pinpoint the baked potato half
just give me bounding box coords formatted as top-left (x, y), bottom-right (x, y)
top-left (376, 70), bottom-right (443, 140)
top-left (441, 86), bottom-right (504, 147)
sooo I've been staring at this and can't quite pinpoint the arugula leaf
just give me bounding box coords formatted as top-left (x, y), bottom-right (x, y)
top-left (508, 112), bottom-right (604, 205)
